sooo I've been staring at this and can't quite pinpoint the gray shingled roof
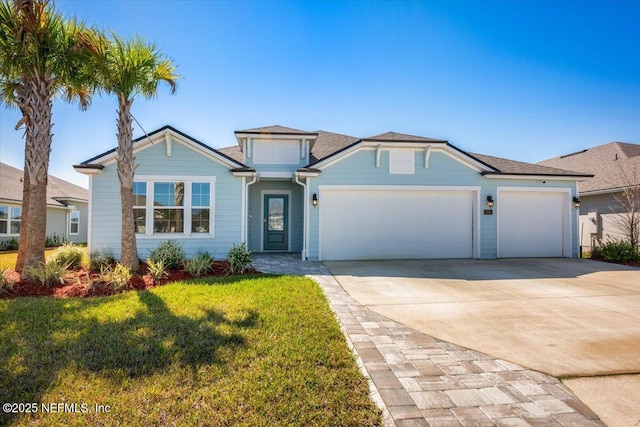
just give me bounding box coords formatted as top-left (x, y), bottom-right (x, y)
top-left (216, 145), bottom-right (243, 163)
top-left (0, 162), bottom-right (88, 206)
top-left (235, 125), bottom-right (318, 136)
top-left (309, 130), bottom-right (360, 164)
top-left (470, 153), bottom-right (591, 177)
top-left (363, 131), bottom-right (447, 143)
top-left (538, 142), bottom-right (640, 193)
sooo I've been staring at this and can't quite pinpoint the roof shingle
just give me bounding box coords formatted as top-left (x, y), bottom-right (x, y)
top-left (537, 142), bottom-right (640, 193)
top-left (0, 162), bottom-right (88, 206)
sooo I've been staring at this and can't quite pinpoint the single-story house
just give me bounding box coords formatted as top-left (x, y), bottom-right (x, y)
top-left (75, 125), bottom-right (591, 261)
top-left (538, 142), bottom-right (640, 250)
top-left (0, 162), bottom-right (89, 246)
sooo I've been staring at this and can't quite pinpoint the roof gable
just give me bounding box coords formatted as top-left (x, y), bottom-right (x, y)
top-left (78, 125), bottom-right (246, 171)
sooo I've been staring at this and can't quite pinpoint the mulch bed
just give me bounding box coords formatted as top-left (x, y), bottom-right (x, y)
top-left (1, 261), bottom-right (261, 299)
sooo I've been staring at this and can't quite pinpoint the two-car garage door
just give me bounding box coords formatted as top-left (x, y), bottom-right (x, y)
top-left (319, 188), bottom-right (475, 261)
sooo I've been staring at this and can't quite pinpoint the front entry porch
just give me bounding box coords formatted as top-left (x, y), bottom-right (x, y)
top-left (246, 180), bottom-right (304, 253)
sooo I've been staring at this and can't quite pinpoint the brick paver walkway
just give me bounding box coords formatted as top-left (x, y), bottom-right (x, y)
top-left (253, 253), bottom-right (604, 426)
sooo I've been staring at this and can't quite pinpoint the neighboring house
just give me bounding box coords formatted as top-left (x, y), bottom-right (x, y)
top-left (539, 142), bottom-right (640, 250)
top-left (0, 162), bottom-right (89, 246)
top-left (75, 125), bottom-right (590, 261)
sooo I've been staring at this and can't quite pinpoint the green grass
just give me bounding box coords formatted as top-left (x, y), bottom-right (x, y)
top-left (0, 249), bottom-right (58, 270)
top-left (0, 276), bottom-right (381, 426)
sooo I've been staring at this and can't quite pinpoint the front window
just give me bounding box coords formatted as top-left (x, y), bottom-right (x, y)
top-left (191, 182), bottom-right (210, 233)
top-left (69, 210), bottom-right (79, 235)
top-left (0, 206), bottom-right (21, 234)
top-left (133, 178), bottom-right (214, 237)
top-left (153, 182), bottom-right (185, 233)
top-left (133, 182), bottom-right (147, 233)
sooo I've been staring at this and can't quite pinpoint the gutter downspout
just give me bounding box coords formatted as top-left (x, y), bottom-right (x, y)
top-left (294, 173), bottom-right (307, 260)
top-left (243, 173), bottom-right (259, 244)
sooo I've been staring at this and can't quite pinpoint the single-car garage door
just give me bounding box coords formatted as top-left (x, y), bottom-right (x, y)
top-left (319, 188), bottom-right (475, 260)
top-left (498, 190), bottom-right (570, 257)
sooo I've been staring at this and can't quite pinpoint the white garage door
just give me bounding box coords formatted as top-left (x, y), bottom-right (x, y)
top-left (319, 188), bottom-right (474, 261)
top-left (498, 191), bottom-right (569, 257)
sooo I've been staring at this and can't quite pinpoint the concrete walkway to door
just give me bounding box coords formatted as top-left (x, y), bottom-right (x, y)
top-left (326, 258), bottom-right (640, 427)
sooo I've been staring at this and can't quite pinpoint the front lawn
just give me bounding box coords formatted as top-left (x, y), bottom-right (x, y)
top-left (0, 249), bottom-right (57, 270)
top-left (0, 276), bottom-right (381, 426)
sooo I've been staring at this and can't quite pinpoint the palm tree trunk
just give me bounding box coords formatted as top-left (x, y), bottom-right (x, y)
top-left (15, 164), bottom-right (29, 271)
top-left (22, 74), bottom-right (54, 270)
top-left (117, 94), bottom-right (139, 272)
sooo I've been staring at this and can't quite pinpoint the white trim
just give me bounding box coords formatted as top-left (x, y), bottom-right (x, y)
top-left (496, 186), bottom-right (573, 258)
top-left (318, 184), bottom-right (481, 192)
top-left (260, 189), bottom-right (292, 251)
top-left (376, 144), bottom-right (382, 168)
top-left (69, 210), bottom-right (80, 236)
top-left (87, 175), bottom-right (93, 251)
top-left (313, 143), bottom-right (493, 173)
top-left (134, 175), bottom-right (217, 239)
top-left (95, 128), bottom-right (243, 169)
top-left (259, 171), bottom-right (294, 179)
top-left (74, 166), bottom-right (103, 175)
top-left (483, 174), bottom-right (588, 181)
top-left (243, 174), bottom-right (258, 243)
top-left (235, 133), bottom-right (318, 142)
top-left (0, 204), bottom-right (22, 237)
top-left (165, 133), bottom-right (172, 157)
top-left (389, 149), bottom-right (416, 174)
top-left (293, 173), bottom-right (308, 260)
top-left (424, 145), bottom-right (431, 168)
top-left (317, 185), bottom-right (481, 260)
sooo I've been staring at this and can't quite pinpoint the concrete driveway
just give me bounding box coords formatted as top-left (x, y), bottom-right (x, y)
top-left (325, 258), bottom-right (640, 426)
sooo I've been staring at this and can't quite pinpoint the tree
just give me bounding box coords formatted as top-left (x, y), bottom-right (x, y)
top-left (0, 0), bottom-right (92, 271)
top-left (80, 31), bottom-right (177, 272)
top-left (610, 166), bottom-right (640, 249)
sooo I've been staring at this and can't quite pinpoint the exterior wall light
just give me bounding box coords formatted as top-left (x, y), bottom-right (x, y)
top-left (312, 193), bottom-right (318, 208)
top-left (486, 195), bottom-right (494, 209)
top-left (572, 196), bottom-right (581, 209)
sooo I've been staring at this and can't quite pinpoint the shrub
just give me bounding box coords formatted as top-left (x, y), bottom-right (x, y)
top-left (0, 269), bottom-right (15, 294)
top-left (1, 237), bottom-right (19, 251)
top-left (185, 253), bottom-right (214, 277)
top-left (146, 259), bottom-right (168, 284)
top-left (109, 263), bottom-right (132, 292)
top-left (227, 242), bottom-right (253, 275)
top-left (148, 240), bottom-right (185, 269)
top-left (591, 240), bottom-right (639, 262)
top-left (89, 250), bottom-right (114, 271)
top-left (45, 233), bottom-right (65, 248)
top-left (25, 260), bottom-right (70, 287)
top-left (50, 244), bottom-right (85, 269)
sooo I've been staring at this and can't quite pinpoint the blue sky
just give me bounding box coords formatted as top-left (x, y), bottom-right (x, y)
top-left (1, 0), bottom-right (639, 187)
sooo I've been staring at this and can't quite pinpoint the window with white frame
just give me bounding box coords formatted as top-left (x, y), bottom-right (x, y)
top-left (0, 206), bottom-right (21, 235)
top-left (69, 210), bottom-right (80, 235)
top-left (133, 182), bottom-right (147, 234)
top-left (133, 178), bottom-right (214, 236)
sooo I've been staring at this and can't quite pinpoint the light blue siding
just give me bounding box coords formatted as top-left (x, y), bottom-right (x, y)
top-left (90, 140), bottom-right (243, 260)
top-left (306, 149), bottom-right (578, 260)
top-left (247, 180), bottom-right (304, 252)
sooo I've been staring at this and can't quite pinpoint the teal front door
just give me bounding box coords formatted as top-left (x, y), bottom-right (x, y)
top-left (263, 195), bottom-right (288, 251)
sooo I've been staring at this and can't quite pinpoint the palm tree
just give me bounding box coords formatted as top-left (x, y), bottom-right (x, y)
top-left (0, 0), bottom-right (92, 271)
top-left (80, 31), bottom-right (177, 272)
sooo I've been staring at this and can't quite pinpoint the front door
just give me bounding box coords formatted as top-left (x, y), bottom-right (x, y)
top-left (263, 195), bottom-right (288, 251)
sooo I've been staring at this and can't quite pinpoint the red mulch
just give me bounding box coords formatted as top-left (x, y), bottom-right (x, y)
top-left (588, 257), bottom-right (640, 267)
top-left (1, 261), bottom-right (261, 300)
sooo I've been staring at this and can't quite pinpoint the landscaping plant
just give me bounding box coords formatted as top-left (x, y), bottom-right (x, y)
top-left (146, 259), bottom-right (168, 284)
top-left (50, 244), bottom-right (85, 269)
top-left (0, 269), bottom-right (15, 294)
top-left (148, 240), bottom-right (185, 269)
top-left (227, 242), bottom-right (253, 275)
top-left (24, 260), bottom-right (70, 287)
top-left (185, 252), bottom-right (214, 277)
top-left (590, 240), bottom-right (639, 262)
top-left (109, 263), bottom-right (132, 292)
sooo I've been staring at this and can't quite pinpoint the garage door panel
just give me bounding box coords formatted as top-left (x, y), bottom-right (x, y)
top-left (320, 189), bottom-right (474, 260)
top-left (499, 191), bottom-right (567, 258)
